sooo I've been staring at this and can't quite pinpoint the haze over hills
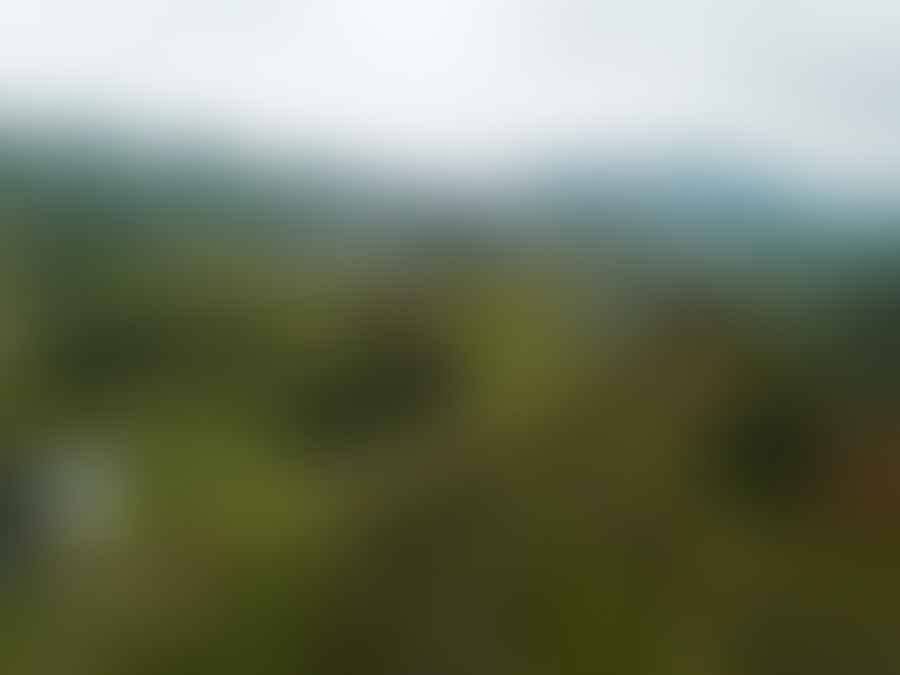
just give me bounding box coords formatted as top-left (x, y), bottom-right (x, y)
top-left (1, 116), bottom-right (897, 263)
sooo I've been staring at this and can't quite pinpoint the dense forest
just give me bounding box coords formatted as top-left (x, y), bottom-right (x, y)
top-left (2, 124), bottom-right (900, 674)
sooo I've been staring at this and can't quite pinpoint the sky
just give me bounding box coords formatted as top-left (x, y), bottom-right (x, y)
top-left (1, 0), bottom-right (899, 191)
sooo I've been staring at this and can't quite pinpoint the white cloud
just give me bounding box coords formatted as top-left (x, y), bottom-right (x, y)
top-left (0, 0), bottom-right (898, 190)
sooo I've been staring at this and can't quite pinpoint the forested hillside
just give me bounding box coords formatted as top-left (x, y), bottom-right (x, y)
top-left (2, 125), bottom-right (900, 674)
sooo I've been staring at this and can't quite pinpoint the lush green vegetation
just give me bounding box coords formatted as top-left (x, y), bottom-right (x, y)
top-left (2, 132), bottom-right (900, 674)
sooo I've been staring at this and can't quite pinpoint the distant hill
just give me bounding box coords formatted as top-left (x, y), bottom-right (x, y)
top-left (0, 117), bottom-right (897, 267)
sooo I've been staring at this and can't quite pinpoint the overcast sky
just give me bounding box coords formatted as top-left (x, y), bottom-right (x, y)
top-left (1, 0), bottom-right (899, 190)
